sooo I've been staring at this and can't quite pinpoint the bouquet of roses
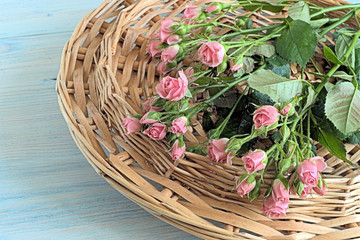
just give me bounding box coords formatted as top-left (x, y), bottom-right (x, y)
top-left (122, 0), bottom-right (360, 218)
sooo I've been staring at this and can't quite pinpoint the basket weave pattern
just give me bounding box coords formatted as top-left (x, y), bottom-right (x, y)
top-left (57, 0), bottom-right (360, 239)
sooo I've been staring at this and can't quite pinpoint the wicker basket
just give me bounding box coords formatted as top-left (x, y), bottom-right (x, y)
top-left (57, 0), bottom-right (360, 239)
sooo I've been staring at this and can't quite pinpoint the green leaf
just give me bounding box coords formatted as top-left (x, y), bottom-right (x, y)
top-left (310, 18), bottom-right (329, 29)
top-left (325, 82), bottom-right (360, 135)
top-left (242, 57), bottom-right (255, 73)
top-left (335, 34), bottom-right (359, 68)
top-left (317, 128), bottom-right (348, 164)
top-left (346, 130), bottom-right (360, 145)
top-left (257, 0), bottom-right (284, 5)
top-left (324, 46), bottom-right (343, 65)
top-left (185, 89), bottom-right (192, 98)
top-left (332, 71), bottom-right (353, 81)
top-left (355, 48), bottom-right (360, 84)
top-left (275, 20), bottom-right (317, 67)
top-left (288, 1), bottom-right (310, 23)
top-left (194, 77), bottom-right (214, 85)
top-left (249, 181), bottom-right (261, 202)
top-left (248, 69), bottom-right (303, 102)
top-left (242, 0), bottom-right (284, 12)
top-left (304, 86), bottom-right (316, 110)
top-left (267, 54), bottom-right (290, 77)
top-left (256, 44), bottom-right (275, 57)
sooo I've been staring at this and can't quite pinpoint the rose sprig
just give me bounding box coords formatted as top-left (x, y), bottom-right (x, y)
top-left (122, 1), bottom-right (360, 218)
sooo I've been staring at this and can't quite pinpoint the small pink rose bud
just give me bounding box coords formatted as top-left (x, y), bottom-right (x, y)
top-left (169, 116), bottom-right (188, 134)
top-left (297, 160), bottom-right (319, 188)
top-left (241, 150), bottom-right (267, 174)
top-left (183, 4), bottom-right (201, 20)
top-left (156, 70), bottom-right (188, 101)
top-left (205, 5), bottom-right (220, 13)
top-left (140, 112), bottom-right (158, 124)
top-left (280, 103), bottom-right (291, 116)
top-left (143, 123), bottom-right (167, 140)
top-left (171, 139), bottom-right (186, 160)
top-left (308, 156), bottom-right (327, 172)
top-left (230, 59), bottom-right (243, 72)
top-left (314, 181), bottom-right (327, 195)
top-left (262, 197), bottom-right (288, 218)
top-left (198, 42), bottom-right (226, 67)
top-left (122, 117), bottom-right (141, 135)
top-left (143, 96), bottom-right (162, 112)
top-left (161, 45), bottom-right (179, 63)
top-left (167, 34), bottom-right (180, 45)
top-left (271, 179), bottom-right (289, 205)
top-left (253, 105), bottom-right (280, 129)
top-left (207, 138), bottom-right (233, 165)
top-left (184, 67), bottom-right (196, 82)
top-left (160, 18), bottom-right (174, 43)
top-left (235, 176), bottom-right (255, 197)
top-left (157, 61), bottom-right (172, 75)
top-left (147, 40), bottom-right (162, 57)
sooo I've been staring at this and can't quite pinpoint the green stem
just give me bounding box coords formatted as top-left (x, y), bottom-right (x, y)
top-left (311, 3), bottom-right (360, 19)
top-left (320, 9), bottom-right (358, 36)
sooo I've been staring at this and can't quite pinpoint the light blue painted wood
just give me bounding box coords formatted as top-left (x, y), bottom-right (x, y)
top-left (0, 1), bottom-right (196, 239)
top-left (1, 1), bottom-right (359, 239)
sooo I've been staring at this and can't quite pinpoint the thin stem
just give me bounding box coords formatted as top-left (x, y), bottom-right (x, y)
top-left (311, 4), bottom-right (360, 18)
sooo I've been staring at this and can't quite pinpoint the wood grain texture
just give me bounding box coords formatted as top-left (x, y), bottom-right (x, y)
top-left (0, 1), bottom-right (196, 239)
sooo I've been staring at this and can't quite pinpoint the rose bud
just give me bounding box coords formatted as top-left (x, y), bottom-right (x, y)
top-left (207, 138), bottom-right (233, 165)
top-left (157, 61), bottom-right (172, 75)
top-left (122, 116), bottom-right (141, 135)
top-left (253, 105), bottom-right (280, 129)
top-left (147, 40), bottom-right (162, 57)
top-left (297, 159), bottom-right (320, 188)
top-left (143, 123), bottom-right (167, 140)
top-left (235, 176), bottom-right (256, 197)
top-left (160, 18), bottom-right (174, 43)
top-left (314, 180), bottom-right (327, 196)
top-left (161, 45), bottom-right (179, 63)
top-left (184, 67), bottom-right (196, 82)
top-left (198, 42), bottom-right (226, 67)
top-left (143, 96), bottom-right (162, 112)
top-left (280, 103), bottom-right (292, 116)
top-left (308, 156), bottom-right (327, 172)
top-left (140, 112), bottom-right (159, 124)
top-left (241, 150), bottom-right (267, 174)
top-left (262, 197), bottom-right (288, 218)
top-left (230, 59), bottom-right (243, 72)
top-left (183, 5), bottom-right (201, 25)
top-left (271, 179), bottom-right (289, 205)
top-left (171, 139), bottom-right (186, 160)
top-left (169, 116), bottom-right (188, 134)
top-left (156, 70), bottom-right (188, 101)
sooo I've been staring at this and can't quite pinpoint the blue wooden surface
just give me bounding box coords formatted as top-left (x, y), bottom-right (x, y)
top-left (0, 1), bottom-right (196, 239)
top-left (0, 0), bottom-right (359, 239)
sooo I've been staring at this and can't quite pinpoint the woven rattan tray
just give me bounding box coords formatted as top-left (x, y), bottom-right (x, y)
top-left (57, 0), bottom-right (360, 239)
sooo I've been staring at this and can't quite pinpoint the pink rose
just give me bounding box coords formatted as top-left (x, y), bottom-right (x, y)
top-left (198, 42), bottom-right (226, 67)
top-left (230, 60), bottom-right (243, 72)
top-left (167, 35), bottom-right (180, 45)
top-left (147, 40), bottom-right (162, 57)
top-left (308, 156), bottom-right (327, 172)
top-left (289, 174), bottom-right (311, 198)
top-left (151, 32), bottom-right (160, 40)
top-left (161, 45), bottom-right (179, 63)
top-left (171, 139), bottom-right (186, 160)
top-left (314, 181), bottom-right (326, 195)
top-left (143, 123), bottom-right (166, 140)
top-left (205, 5), bottom-right (220, 13)
top-left (122, 117), bottom-right (142, 135)
top-left (183, 5), bottom-right (201, 25)
top-left (157, 62), bottom-right (172, 75)
top-left (184, 67), bottom-right (196, 82)
top-left (169, 117), bottom-right (188, 134)
top-left (160, 18), bottom-right (174, 43)
top-left (262, 197), bottom-right (288, 218)
top-left (143, 96), bottom-right (162, 112)
top-left (271, 179), bottom-right (289, 205)
top-left (183, 5), bottom-right (200, 20)
top-left (241, 150), bottom-right (267, 174)
top-left (236, 176), bottom-right (256, 197)
top-left (207, 138), bottom-right (233, 165)
top-left (280, 104), bottom-right (291, 116)
top-left (140, 112), bottom-right (157, 124)
top-left (253, 105), bottom-right (279, 129)
top-left (297, 160), bottom-right (319, 187)
top-left (156, 70), bottom-right (188, 101)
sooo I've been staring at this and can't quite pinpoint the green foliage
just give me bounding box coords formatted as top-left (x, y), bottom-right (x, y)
top-left (287, 1), bottom-right (310, 23)
top-left (324, 46), bottom-right (343, 65)
top-left (325, 82), bottom-right (360, 135)
top-left (266, 54), bottom-right (290, 78)
top-left (241, 0), bottom-right (285, 12)
top-left (316, 128), bottom-right (348, 164)
top-left (275, 20), bottom-right (317, 67)
top-left (248, 69), bottom-right (303, 102)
